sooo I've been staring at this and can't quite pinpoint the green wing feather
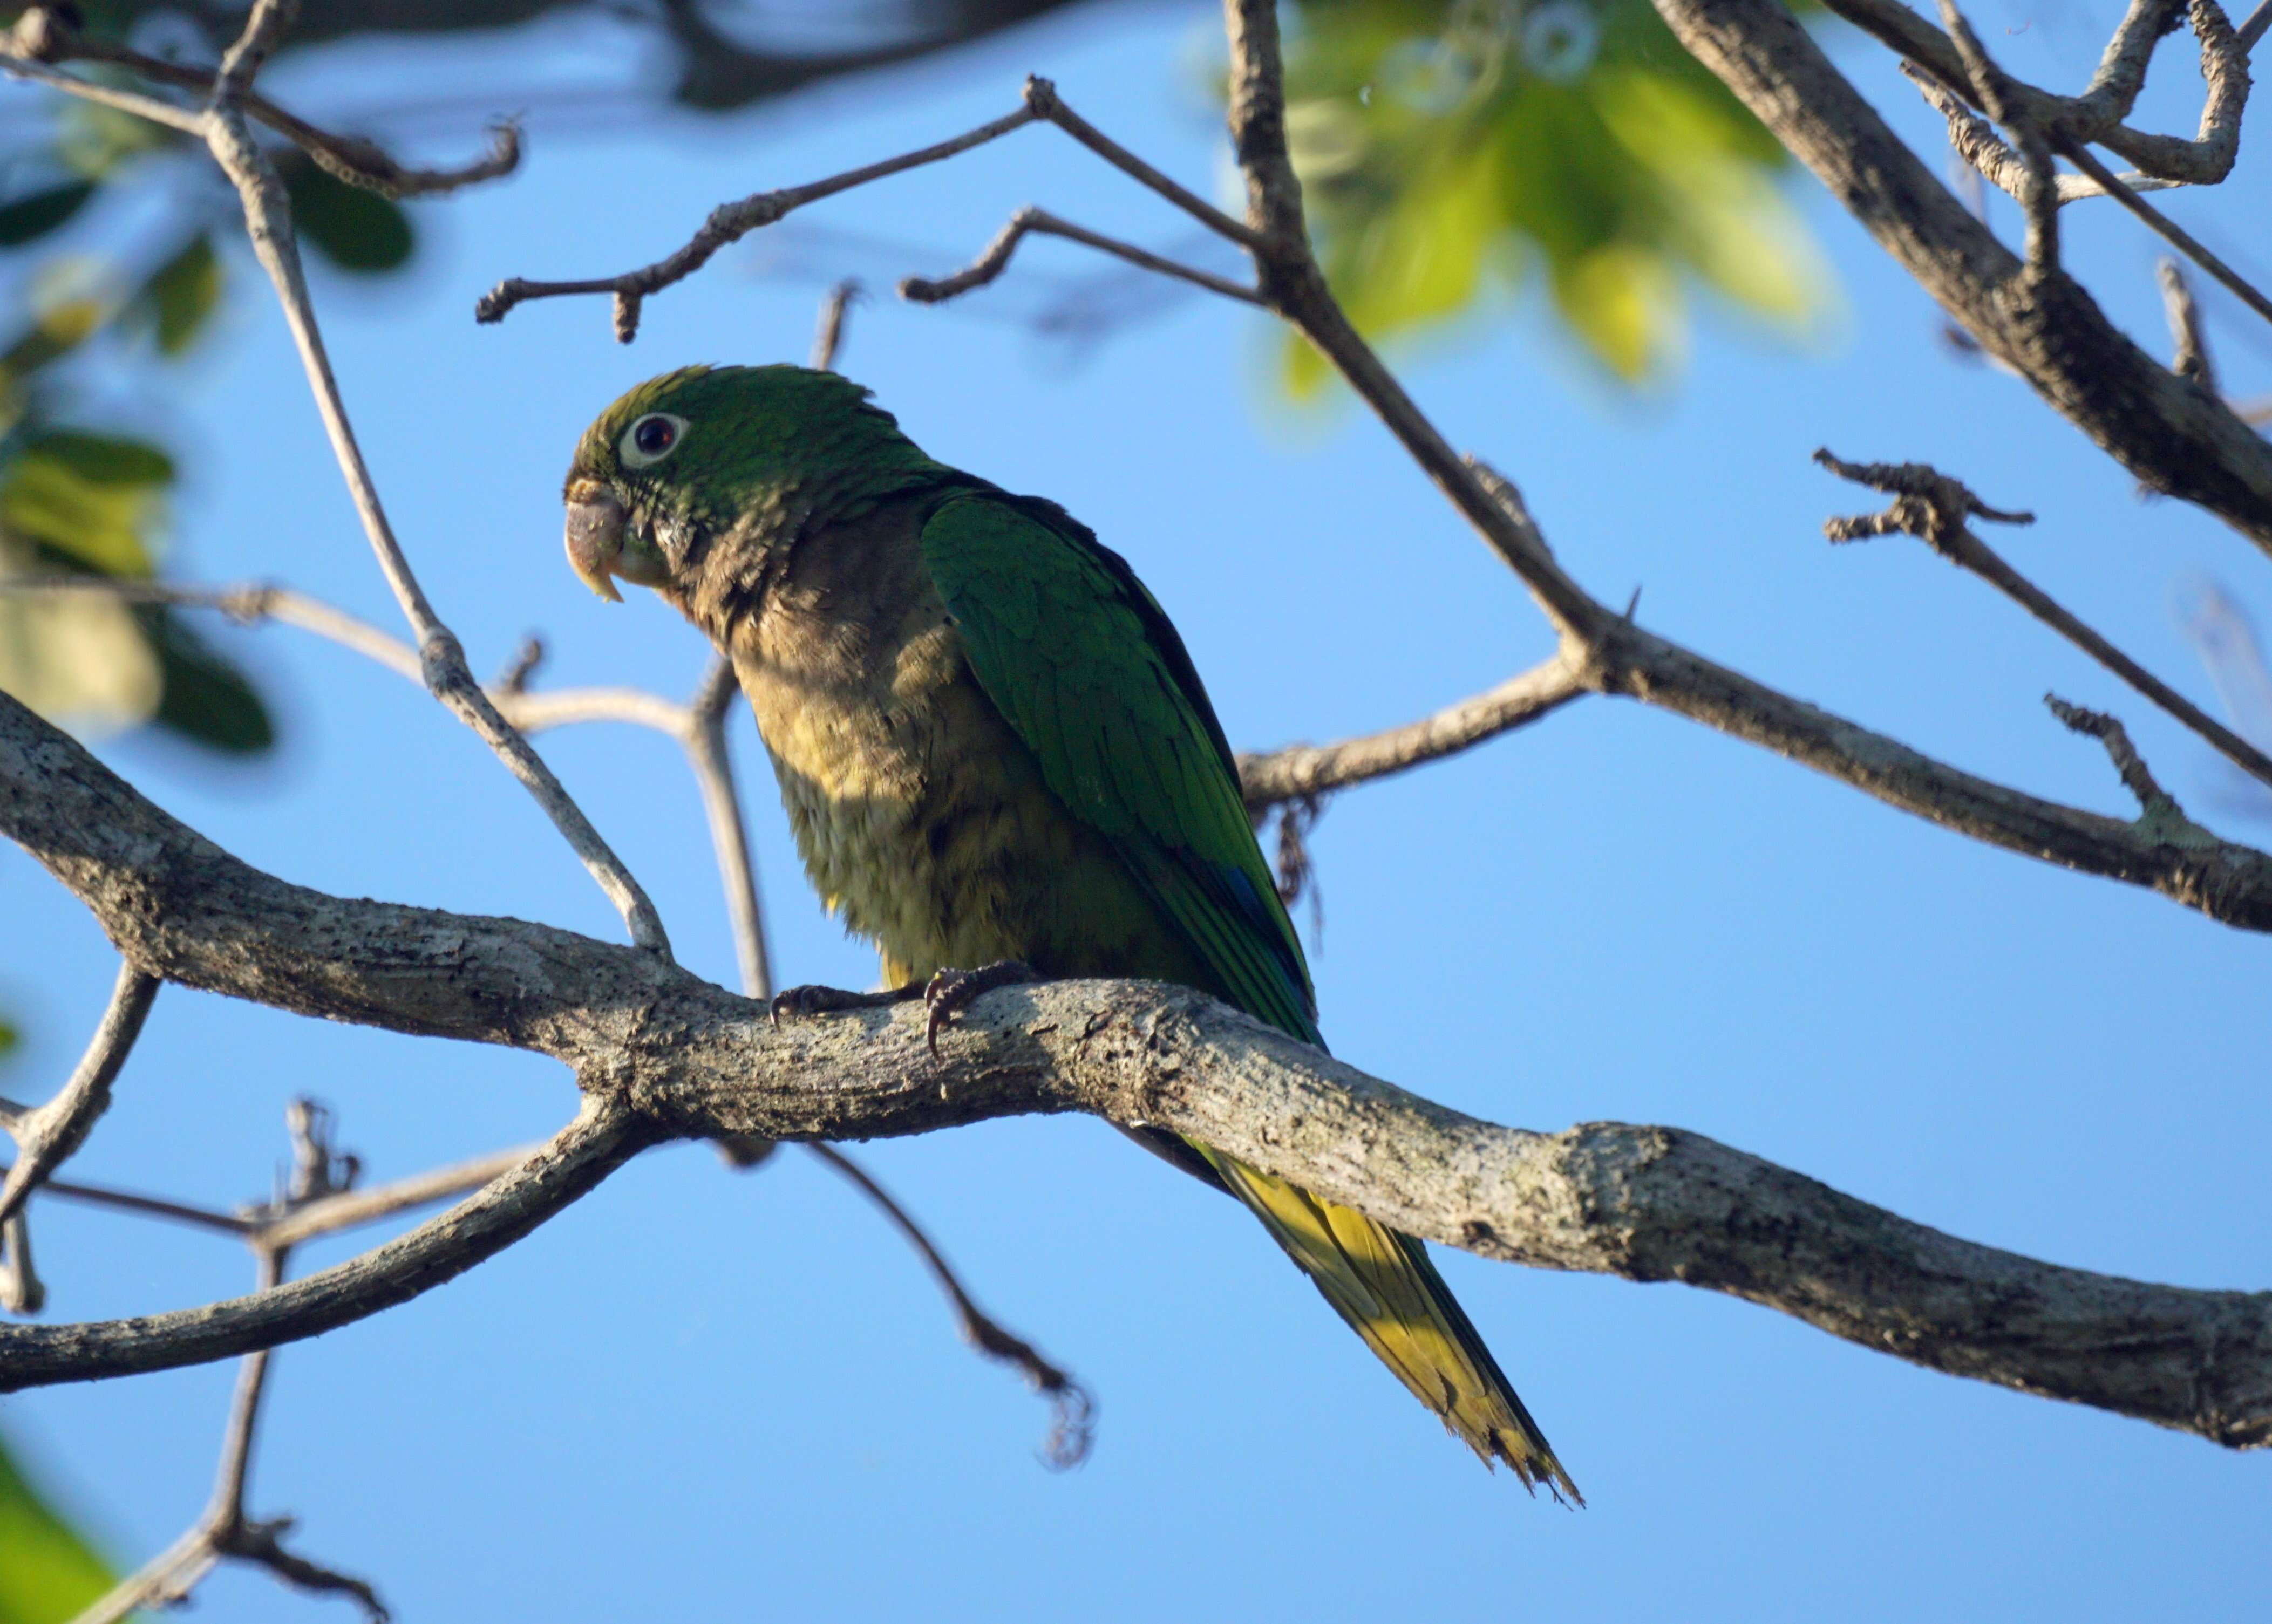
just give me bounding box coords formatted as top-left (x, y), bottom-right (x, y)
top-left (919, 491), bottom-right (1579, 1500)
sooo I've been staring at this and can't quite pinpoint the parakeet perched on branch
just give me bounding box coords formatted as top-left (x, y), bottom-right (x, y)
top-left (562, 364), bottom-right (1576, 1499)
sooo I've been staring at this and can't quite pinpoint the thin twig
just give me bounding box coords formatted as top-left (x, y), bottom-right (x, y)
top-left (0, 50), bottom-right (206, 131)
top-left (476, 103), bottom-right (1044, 337)
top-left (476, 75), bottom-right (1263, 339)
top-left (2053, 140), bottom-right (2272, 330)
top-left (2160, 258), bottom-right (2217, 389)
top-left (1818, 0), bottom-right (2247, 182)
top-left (0, 962), bottom-right (159, 1229)
top-left (0, 1097), bottom-right (654, 1389)
top-left (1237, 653), bottom-right (1588, 809)
top-left (5, 5), bottom-right (517, 199)
top-left (1815, 449), bottom-right (2272, 792)
top-left (686, 659), bottom-right (773, 1003)
top-left (805, 1143), bottom-right (1094, 1469)
top-left (900, 205), bottom-right (1263, 307)
top-left (189, 1), bottom-right (670, 953)
top-left (66, 1098), bottom-right (391, 1624)
top-left (1937, 0), bottom-right (2059, 271)
top-left (2045, 697), bottom-right (2197, 828)
top-left (810, 278), bottom-right (859, 372)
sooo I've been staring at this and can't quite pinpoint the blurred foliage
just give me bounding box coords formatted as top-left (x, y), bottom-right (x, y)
top-left (1280, 0), bottom-right (1831, 388)
top-left (0, 1432), bottom-right (117, 1624)
top-left (0, 92), bottom-right (418, 753)
top-left (0, 1013), bottom-right (16, 1056)
top-left (0, 1), bottom-right (1836, 743)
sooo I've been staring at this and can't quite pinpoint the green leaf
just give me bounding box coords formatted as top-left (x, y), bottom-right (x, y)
top-left (0, 182), bottom-right (96, 249)
top-left (0, 297), bottom-right (107, 382)
top-left (146, 608), bottom-right (275, 754)
top-left (22, 431), bottom-right (174, 489)
top-left (0, 1431), bottom-right (117, 1624)
top-left (0, 1013), bottom-right (17, 1058)
top-left (138, 234), bottom-right (221, 356)
top-left (1278, 0), bottom-right (1832, 386)
top-left (0, 449), bottom-right (162, 577)
top-left (281, 158), bottom-right (413, 273)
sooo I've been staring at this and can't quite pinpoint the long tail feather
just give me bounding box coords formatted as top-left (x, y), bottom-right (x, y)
top-left (1196, 1144), bottom-right (1581, 1503)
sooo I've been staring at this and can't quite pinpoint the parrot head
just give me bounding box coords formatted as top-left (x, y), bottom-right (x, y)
top-left (560, 363), bottom-right (935, 603)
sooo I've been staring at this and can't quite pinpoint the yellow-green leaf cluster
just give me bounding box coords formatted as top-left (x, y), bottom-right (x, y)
top-left (1280, 0), bottom-right (1832, 390)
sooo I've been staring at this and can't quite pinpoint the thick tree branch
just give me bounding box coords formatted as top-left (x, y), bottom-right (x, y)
top-left (1, 693), bottom-right (2263, 1446)
top-left (1650, 0), bottom-right (2272, 549)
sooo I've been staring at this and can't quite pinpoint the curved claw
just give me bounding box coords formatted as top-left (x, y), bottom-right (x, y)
top-left (923, 960), bottom-right (1039, 1055)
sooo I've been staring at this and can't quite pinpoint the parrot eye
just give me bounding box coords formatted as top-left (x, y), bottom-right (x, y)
top-left (620, 412), bottom-right (687, 469)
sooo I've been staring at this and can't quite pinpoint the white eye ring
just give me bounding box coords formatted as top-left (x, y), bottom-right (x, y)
top-left (620, 412), bottom-right (689, 469)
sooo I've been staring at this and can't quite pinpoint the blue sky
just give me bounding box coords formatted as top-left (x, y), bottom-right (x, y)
top-left (4, 2), bottom-right (2269, 1619)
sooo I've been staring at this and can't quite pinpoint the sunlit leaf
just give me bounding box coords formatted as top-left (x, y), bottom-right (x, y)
top-left (1278, 0), bottom-right (1833, 386)
top-left (0, 1431), bottom-right (117, 1624)
top-left (282, 157), bottom-right (414, 273)
top-left (0, 451), bottom-right (162, 577)
top-left (0, 182), bottom-right (96, 249)
top-left (0, 537), bottom-right (164, 733)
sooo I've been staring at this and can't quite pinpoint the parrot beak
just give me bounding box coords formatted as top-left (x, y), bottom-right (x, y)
top-left (564, 484), bottom-right (628, 603)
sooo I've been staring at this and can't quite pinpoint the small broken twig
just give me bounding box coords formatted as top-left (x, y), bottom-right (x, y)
top-left (805, 1142), bottom-right (1094, 1468)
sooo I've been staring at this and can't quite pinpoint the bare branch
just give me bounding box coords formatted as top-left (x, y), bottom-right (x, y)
top-left (2045, 696), bottom-right (2191, 824)
top-left (2053, 140), bottom-right (2272, 331)
top-left (0, 49), bottom-right (206, 132)
top-left (1017, 76), bottom-right (1261, 249)
top-left (0, 1211), bottom-right (39, 1314)
top-left (1237, 653), bottom-right (1588, 809)
top-left (178, 10), bottom-right (670, 954)
top-left (901, 205), bottom-right (1263, 308)
top-left (2160, 258), bottom-right (2217, 390)
top-left (3, 693), bottom-right (2267, 1443)
top-left (5, 5), bottom-right (517, 199)
top-left (1820, 0), bottom-right (2247, 184)
top-left (686, 659), bottom-right (773, 1004)
top-left (475, 104), bottom-right (1043, 336)
top-left (0, 961), bottom-right (159, 1229)
top-left (0, 1094), bottom-right (651, 1390)
top-left (806, 1143), bottom-right (1093, 1468)
top-left (70, 1239), bottom-right (390, 1624)
top-left (1649, 0), bottom-right (2272, 548)
top-left (477, 75), bottom-right (1260, 339)
top-left (808, 278), bottom-right (859, 372)
top-left (1935, 1), bottom-right (2059, 271)
top-left (1817, 449), bottom-right (2272, 791)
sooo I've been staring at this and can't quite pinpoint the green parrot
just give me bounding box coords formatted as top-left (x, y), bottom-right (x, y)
top-left (562, 363), bottom-right (1577, 1499)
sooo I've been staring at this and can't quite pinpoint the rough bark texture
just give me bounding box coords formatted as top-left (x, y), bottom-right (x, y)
top-left (4, 692), bottom-right (2264, 1445)
top-left (1649, 0), bottom-right (2272, 549)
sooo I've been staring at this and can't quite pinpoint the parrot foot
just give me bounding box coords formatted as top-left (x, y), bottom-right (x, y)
top-left (923, 960), bottom-right (1039, 1055)
top-left (768, 981), bottom-right (922, 1029)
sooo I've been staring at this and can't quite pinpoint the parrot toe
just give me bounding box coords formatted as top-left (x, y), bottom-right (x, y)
top-left (922, 960), bottom-right (1040, 1054)
top-left (768, 981), bottom-right (923, 1029)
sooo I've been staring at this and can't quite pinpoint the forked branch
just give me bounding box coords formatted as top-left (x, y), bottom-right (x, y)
top-left (2, 696), bottom-right (2266, 1449)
